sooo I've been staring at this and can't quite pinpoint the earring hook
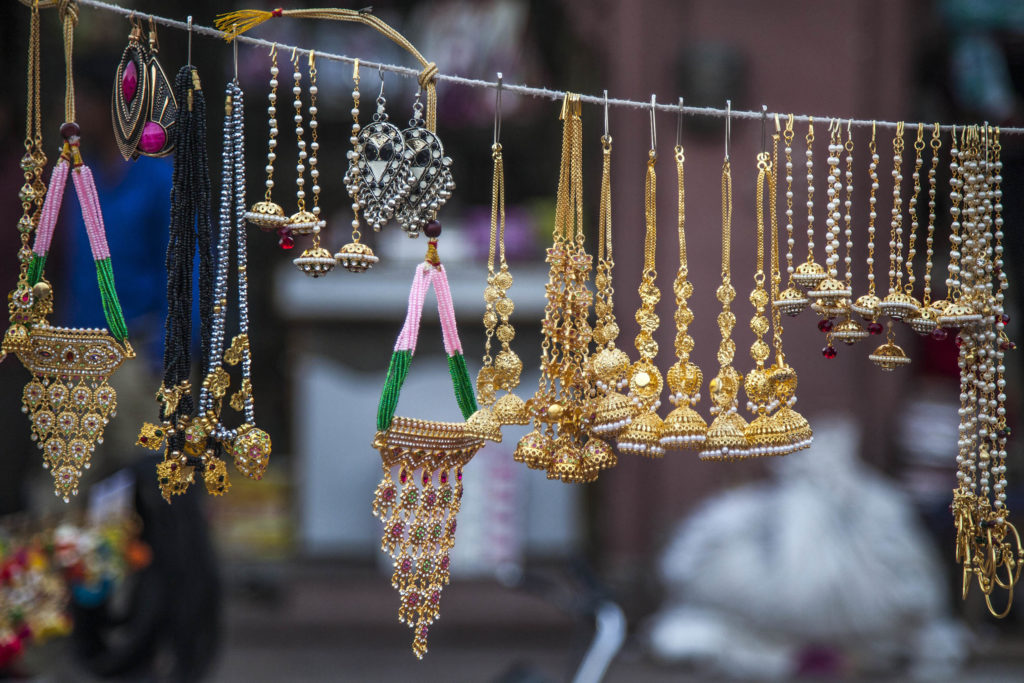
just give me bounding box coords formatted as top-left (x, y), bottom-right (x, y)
top-left (649, 94), bottom-right (657, 153)
top-left (232, 24), bottom-right (239, 83)
top-left (493, 72), bottom-right (503, 147)
top-left (676, 96), bottom-right (684, 149)
top-left (148, 16), bottom-right (159, 53)
top-left (724, 99), bottom-right (732, 161)
top-left (603, 89), bottom-right (610, 140)
top-left (760, 105), bottom-right (768, 154)
top-left (378, 64), bottom-right (386, 100)
top-left (187, 15), bottom-right (193, 66)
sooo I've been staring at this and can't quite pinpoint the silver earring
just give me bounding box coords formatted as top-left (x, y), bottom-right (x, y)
top-left (396, 90), bottom-right (455, 237)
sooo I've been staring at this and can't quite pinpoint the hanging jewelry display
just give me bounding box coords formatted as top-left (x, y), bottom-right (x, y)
top-left (371, 229), bottom-right (481, 658)
top-left (245, 44), bottom-right (288, 233)
top-left (807, 120), bottom-right (852, 324)
top-left (790, 119), bottom-right (827, 290)
top-left (138, 51), bottom-right (216, 497)
top-left (744, 111), bottom-right (783, 455)
top-left (907, 124), bottom-right (946, 337)
top-left (773, 115), bottom-right (810, 316)
top-left (4, 0), bottom-right (47, 360)
top-left (111, 16), bottom-right (176, 160)
top-left (878, 122), bottom-right (921, 321)
top-left (293, 51), bottom-right (336, 277)
top-left (851, 123), bottom-right (885, 334)
top-left (619, 97), bottom-right (666, 458)
top-left (831, 122), bottom-right (869, 345)
top-left (952, 125), bottom-right (1020, 618)
top-left (661, 98), bottom-right (706, 451)
top-left (700, 105), bottom-right (749, 461)
top-left (343, 67), bottom-right (412, 232)
top-left (395, 90), bottom-right (455, 236)
top-left (335, 60), bottom-right (380, 273)
top-left (466, 77), bottom-right (525, 441)
top-left (515, 93), bottom-right (599, 483)
top-left (766, 115), bottom-right (813, 454)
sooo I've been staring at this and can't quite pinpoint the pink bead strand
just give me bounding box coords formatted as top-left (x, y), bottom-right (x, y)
top-left (32, 159), bottom-right (70, 257)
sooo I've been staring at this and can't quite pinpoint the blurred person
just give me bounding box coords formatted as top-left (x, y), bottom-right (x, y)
top-left (646, 415), bottom-right (968, 680)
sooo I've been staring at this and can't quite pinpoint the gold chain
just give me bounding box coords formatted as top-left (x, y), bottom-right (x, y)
top-left (866, 124), bottom-right (878, 295)
top-left (905, 123), bottom-right (924, 294)
top-left (888, 122), bottom-right (906, 292)
top-left (769, 123), bottom-right (785, 358)
top-left (922, 124), bottom-right (941, 305)
top-left (803, 119), bottom-right (816, 265)
top-left (842, 124), bottom-right (854, 286)
top-left (783, 116), bottom-right (796, 286)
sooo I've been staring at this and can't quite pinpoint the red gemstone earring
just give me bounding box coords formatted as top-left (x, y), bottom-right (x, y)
top-left (112, 15), bottom-right (176, 160)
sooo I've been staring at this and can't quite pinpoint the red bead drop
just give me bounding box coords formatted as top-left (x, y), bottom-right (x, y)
top-left (818, 319), bottom-right (834, 333)
top-left (868, 322), bottom-right (884, 335)
top-left (822, 345), bottom-right (837, 359)
top-left (931, 327), bottom-right (948, 341)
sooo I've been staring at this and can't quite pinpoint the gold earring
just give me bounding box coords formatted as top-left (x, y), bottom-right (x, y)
top-left (832, 121), bottom-right (869, 345)
top-left (661, 99), bottom-right (707, 451)
top-left (879, 122), bottom-right (921, 320)
top-left (808, 119), bottom-right (852, 322)
top-left (851, 122), bottom-right (884, 334)
top-left (791, 118), bottom-right (828, 291)
top-left (618, 96), bottom-right (666, 458)
top-left (700, 107), bottom-right (749, 461)
top-left (245, 44), bottom-right (288, 231)
top-left (908, 123), bottom-right (945, 336)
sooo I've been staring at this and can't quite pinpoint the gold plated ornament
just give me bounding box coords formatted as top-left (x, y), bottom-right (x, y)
top-left (619, 97), bottom-right (666, 458)
top-left (791, 119), bottom-right (828, 291)
top-left (907, 124), bottom-right (945, 336)
top-left (851, 122), bottom-right (884, 332)
top-left (246, 44), bottom-right (288, 231)
top-left (879, 123), bottom-right (921, 321)
top-left (773, 115), bottom-right (810, 316)
top-left (701, 106), bottom-right (749, 461)
top-left (661, 99), bottom-right (706, 452)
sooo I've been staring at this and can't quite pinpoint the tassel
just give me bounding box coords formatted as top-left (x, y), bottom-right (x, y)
top-left (214, 10), bottom-right (280, 41)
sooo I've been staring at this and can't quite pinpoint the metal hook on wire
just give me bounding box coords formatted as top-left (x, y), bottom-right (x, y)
top-left (493, 72), bottom-right (503, 147)
top-left (603, 89), bottom-right (610, 140)
top-left (676, 97), bottom-right (684, 149)
top-left (760, 105), bottom-right (768, 154)
top-left (232, 23), bottom-right (239, 83)
top-left (649, 94), bottom-right (657, 153)
top-left (187, 15), bottom-right (193, 66)
top-left (378, 64), bottom-right (386, 100)
top-left (724, 99), bottom-right (732, 161)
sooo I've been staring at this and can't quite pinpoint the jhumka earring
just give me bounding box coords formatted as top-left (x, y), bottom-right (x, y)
top-left (700, 104), bottom-right (749, 461)
top-left (619, 96), bottom-right (666, 458)
top-left (245, 44), bottom-right (288, 233)
top-left (14, 10), bottom-right (135, 500)
top-left (112, 16), bottom-right (176, 160)
top-left (807, 120), bottom-right (852, 330)
top-left (335, 60), bottom-right (380, 272)
top-left (879, 122), bottom-right (921, 321)
top-left (345, 67), bottom-right (412, 232)
top-left (743, 109), bottom-right (783, 455)
top-left (371, 226), bottom-right (482, 658)
top-left (791, 118), bottom-right (827, 291)
top-left (588, 91), bottom-right (635, 443)
top-left (661, 97), bottom-right (707, 452)
top-left (908, 124), bottom-right (946, 337)
top-left (466, 76), bottom-right (526, 441)
top-left (293, 51), bottom-right (336, 277)
top-left (515, 93), bottom-right (598, 483)
top-left (774, 115), bottom-right (810, 316)
top-left (831, 121), bottom-right (869, 346)
top-left (282, 49), bottom-right (321, 241)
top-left (851, 122), bottom-right (885, 334)
top-left (766, 115), bottom-right (813, 454)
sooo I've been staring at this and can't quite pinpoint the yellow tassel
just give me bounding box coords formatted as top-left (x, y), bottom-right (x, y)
top-left (214, 10), bottom-right (277, 41)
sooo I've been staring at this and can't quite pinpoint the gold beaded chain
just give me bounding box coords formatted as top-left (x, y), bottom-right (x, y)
top-left (619, 97), bottom-right (666, 458)
top-left (905, 124), bottom-right (925, 297)
top-left (879, 122), bottom-right (921, 322)
top-left (792, 118), bottom-right (827, 290)
top-left (701, 109), bottom-right (749, 461)
top-left (809, 120), bottom-right (852, 332)
top-left (661, 99), bottom-right (707, 452)
top-left (4, 0), bottom-right (47, 358)
top-left (922, 124), bottom-right (942, 309)
top-left (852, 124), bottom-right (883, 326)
top-left (830, 121), bottom-right (870, 346)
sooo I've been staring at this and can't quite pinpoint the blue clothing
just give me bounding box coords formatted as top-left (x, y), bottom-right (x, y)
top-left (60, 156), bottom-right (172, 367)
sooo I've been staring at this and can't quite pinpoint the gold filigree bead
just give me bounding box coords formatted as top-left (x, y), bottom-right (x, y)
top-left (514, 429), bottom-right (553, 470)
top-left (286, 209), bottom-right (322, 236)
top-left (335, 241), bottom-right (379, 273)
top-left (851, 293), bottom-right (883, 320)
top-left (466, 407), bottom-right (503, 443)
top-left (869, 341), bottom-right (912, 371)
top-left (808, 276), bottom-right (853, 301)
top-left (294, 246), bottom-right (337, 278)
top-left (791, 261), bottom-right (828, 290)
top-left (879, 291), bottom-right (922, 321)
top-left (617, 410), bottom-right (666, 458)
top-left (832, 318), bottom-right (869, 345)
top-left (245, 201), bottom-right (288, 231)
top-left (493, 392), bottom-right (530, 426)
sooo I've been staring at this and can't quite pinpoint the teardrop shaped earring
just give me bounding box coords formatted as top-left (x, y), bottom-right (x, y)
top-left (112, 15), bottom-right (149, 160)
top-left (395, 90), bottom-right (455, 237)
top-left (246, 44), bottom-right (288, 232)
top-left (135, 18), bottom-right (177, 158)
top-left (293, 51), bottom-right (335, 277)
top-left (335, 60), bottom-right (379, 273)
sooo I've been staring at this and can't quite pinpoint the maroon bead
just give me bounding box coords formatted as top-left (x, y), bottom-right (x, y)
top-left (1000, 340), bottom-right (1011, 351)
top-left (424, 220), bottom-right (442, 238)
top-left (822, 345), bottom-right (837, 359)
top-left (818, 319), bottom-right (834, 333)
top-left (278, 233), bottom-right (294, 250)
top-left (1002, 314), bottom-right (1010, 325)
top-left (122, 60), bottom-right (138, 102)
top-left (868, 322), bottom-right (884, 335)
top-left (955, 336), bottom-right (964, 348)
top-left (60, 122), bottom-right (80, 140)
top-left (931, 327), bottom-right (948, 341)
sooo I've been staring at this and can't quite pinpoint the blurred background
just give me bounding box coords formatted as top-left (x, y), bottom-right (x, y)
top-left (1, 0), bottom-right (1024, 681)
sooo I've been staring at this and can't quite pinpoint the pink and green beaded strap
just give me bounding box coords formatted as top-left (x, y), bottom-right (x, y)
top-left (27, 156), bottom-right (129, 343)
top-left (377, 262), bottom-right (477, 431)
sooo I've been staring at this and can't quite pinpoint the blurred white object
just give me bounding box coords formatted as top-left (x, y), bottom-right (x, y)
top-left (647, 415), bottom-right (968, 679)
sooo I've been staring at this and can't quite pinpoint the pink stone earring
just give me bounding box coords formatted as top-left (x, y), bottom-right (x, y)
top-left (112, 15), bottom-right (177, 160)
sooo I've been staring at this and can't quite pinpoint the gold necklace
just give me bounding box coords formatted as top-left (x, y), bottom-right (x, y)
top-left (701, 109), bottom-right (748, 461)
top-left (619, 97), bottom-right (666, 458)
top-left (662, 99), bottom-right (707, 451)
